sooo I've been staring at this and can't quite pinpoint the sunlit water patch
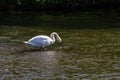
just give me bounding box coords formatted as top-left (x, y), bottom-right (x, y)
top-left (0, 50), bottom-right (120, 79)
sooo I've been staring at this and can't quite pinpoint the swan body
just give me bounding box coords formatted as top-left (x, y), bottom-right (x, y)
top-left (24, 32), bottom-right (62, 48)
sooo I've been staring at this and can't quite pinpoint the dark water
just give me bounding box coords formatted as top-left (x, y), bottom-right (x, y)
top-left (0, 12), bottom-right (120, 79)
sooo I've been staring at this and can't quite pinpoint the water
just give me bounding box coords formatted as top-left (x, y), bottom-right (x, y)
top-left (0, 12), bottom-right (120, 79)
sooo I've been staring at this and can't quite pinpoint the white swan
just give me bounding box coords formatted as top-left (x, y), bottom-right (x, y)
top-left (24, 32), bottom-right (62, 49)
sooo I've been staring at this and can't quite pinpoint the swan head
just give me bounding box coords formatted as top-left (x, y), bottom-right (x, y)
top-left (57, 36), bottom-right (62, 43)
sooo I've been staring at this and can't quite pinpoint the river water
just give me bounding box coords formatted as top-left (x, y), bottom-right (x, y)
top-left (0, 12), bottom-right (120, 79)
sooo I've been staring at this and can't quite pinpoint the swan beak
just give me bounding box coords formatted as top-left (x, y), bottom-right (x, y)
top-left (59, 39), bottom-right (62, 43)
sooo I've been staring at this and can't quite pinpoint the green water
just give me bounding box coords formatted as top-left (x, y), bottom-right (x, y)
top-left (0, 12), bottom-right (120, 79)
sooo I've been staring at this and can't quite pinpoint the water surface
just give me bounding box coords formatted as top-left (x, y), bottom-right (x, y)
top-left (0, 12), bottom-right (120, 79)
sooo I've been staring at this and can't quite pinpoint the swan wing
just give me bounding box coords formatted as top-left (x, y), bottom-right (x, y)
top-left (28, 35), bottom-right (53, 47)
top-left (29, 35), bottom-right (49, 42)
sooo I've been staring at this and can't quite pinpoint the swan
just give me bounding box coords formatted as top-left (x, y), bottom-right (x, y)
top-left (24, 32), bottom-right (62, 49)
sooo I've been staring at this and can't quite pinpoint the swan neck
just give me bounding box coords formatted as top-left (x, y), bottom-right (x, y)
top-left (50, 34), bottom-right (55, 43)
top-left (50, 32), bottom-right (62, 43)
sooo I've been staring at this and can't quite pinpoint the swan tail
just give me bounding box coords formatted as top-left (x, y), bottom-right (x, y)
top-left (23, 41), bottom-right (28, 44)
